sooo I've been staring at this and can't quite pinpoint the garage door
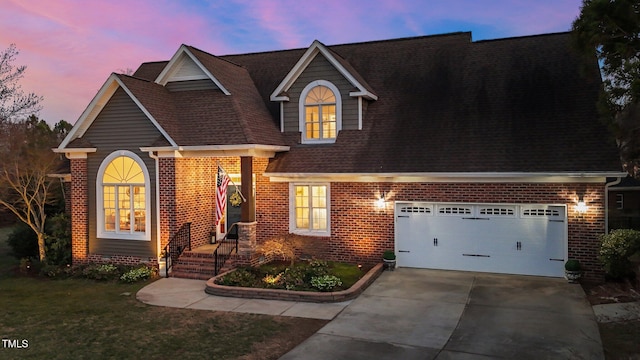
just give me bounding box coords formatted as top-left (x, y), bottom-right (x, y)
top-left (395, 202), bottom-right (566, 277)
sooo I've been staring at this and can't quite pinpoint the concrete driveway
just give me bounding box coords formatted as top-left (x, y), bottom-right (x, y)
top-left (280, 268), bottom-right (603, 359)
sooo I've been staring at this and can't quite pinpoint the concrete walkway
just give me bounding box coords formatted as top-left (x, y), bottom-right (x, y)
top-left (136, 277), bottom-right (350, 320)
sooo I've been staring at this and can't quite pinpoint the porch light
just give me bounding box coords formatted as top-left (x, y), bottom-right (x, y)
top-left (375, 192), bottom-right (386, 209)
top-left (575, 196), bottom-right (588, 214)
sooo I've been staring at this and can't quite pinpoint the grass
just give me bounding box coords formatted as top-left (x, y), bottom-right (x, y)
top-left (0, 226), bottom-right (326, 360)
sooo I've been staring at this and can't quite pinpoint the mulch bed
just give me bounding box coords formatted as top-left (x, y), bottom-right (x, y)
top-left (581, 278), bottom-right (640, 306)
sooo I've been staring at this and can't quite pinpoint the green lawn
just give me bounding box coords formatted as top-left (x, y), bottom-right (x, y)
top-left (0, 226), bottom-right (326, 360)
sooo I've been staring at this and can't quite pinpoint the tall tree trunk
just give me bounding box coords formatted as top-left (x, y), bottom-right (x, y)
top-left (37, 232), bottom-right (46, 262)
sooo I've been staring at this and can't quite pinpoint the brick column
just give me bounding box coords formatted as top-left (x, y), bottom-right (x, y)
top-left (235, 221), bottom-right (257, 266)
top-left (70, 158), bottom-right (88, 263)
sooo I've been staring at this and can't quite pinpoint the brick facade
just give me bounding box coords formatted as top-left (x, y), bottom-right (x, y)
top-left (70, 152), bottom-right (608, 281)
top-left (256, 181), bottom-right (607, 281)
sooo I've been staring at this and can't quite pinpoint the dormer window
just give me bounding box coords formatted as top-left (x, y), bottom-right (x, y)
top-left (299, 80), bottom-right (341, 143)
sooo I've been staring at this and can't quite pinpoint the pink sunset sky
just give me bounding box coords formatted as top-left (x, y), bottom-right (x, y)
top-left (0, 0), bottom-right (583, 126)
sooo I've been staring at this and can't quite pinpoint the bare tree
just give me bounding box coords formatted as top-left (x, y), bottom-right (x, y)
top-left (0, 44), bottom-right (42, 123)
top-left (0, 118), bottom-right (61, 261)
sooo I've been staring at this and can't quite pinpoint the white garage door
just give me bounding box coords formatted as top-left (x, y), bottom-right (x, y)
top-left (395, 202), bottom-right (566, 277)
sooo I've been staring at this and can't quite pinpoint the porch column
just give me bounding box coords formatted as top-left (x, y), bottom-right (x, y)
top-left (240, 156), bottom-right (255, 222)
top-left (236, 156), bottom-right (257, 266)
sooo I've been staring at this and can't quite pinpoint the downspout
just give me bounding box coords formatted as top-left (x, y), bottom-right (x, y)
top-left (604, 177), bottom-right (623, 234)
top-left (148, 151), bottom-right (162, 259)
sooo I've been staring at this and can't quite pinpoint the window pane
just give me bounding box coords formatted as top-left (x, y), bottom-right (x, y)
top-left (321, 105), bottom-right (335, 121)
top-left (104, 186), bottom-right (115, 209)
top-left (103, 156), bottom-right (144, 184)
top-left (306, 106), bottom-right (320, 139)
top-left (312, 208), bottom-right (327, 230)
top-left (104, 209), bottom-right (116, 231)
top-left (305, 86), bottom-right (335, 104)
top-left (295, 186), bottom-right (309, 229)
top-left (134, 210), bottom-right (145, 232)
top-left (296, 208), bottom-right (309, 229)
top-left (119, 209), bottom-right (130, 231)
top-left (133, 186), bottom-right (145, 210)
top-left (312, 186), bottom-right (326, 208)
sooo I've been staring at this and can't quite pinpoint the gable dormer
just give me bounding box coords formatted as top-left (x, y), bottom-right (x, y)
top-left (155, 45), bottom-right (230, 94)
top-left (270, 41), bottom-right (377, 144)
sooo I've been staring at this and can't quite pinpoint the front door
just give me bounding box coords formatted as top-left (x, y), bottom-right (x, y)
top-left (216, 174), bottom-right (254, 240)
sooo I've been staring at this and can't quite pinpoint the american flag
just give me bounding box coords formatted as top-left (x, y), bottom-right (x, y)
top-left (215, 165), bottom-right (230, 226)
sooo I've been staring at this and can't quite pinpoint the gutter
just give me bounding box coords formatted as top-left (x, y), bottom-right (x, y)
top-left (146, 151), bottom-right (162, 259)
top-left (605, 177), bottom-right (624, 234)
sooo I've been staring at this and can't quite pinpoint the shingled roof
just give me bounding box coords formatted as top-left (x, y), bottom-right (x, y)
top-left (131, 32), bottom-right (620, 174)
top-left (127, 47), bottom-right (285, 146)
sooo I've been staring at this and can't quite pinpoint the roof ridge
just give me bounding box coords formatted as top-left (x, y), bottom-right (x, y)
top-left (220, 31), bottom-right (473, 57)
top-left (473, 31), bottom-right (571, 43)
top-left (185, 44), bottom-right (245, 68)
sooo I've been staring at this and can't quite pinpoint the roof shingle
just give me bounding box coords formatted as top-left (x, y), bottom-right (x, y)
top-left (131, 32), bottom-right (620, 173)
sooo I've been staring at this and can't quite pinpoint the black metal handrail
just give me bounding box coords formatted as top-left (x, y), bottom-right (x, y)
top-left (214, 223), bottom-right (239, 275)
top-left (162, 222), bottom-right (191, 277)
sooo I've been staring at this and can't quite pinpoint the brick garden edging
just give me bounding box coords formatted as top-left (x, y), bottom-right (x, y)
top-left (205, 263), bottom-right (384, 303)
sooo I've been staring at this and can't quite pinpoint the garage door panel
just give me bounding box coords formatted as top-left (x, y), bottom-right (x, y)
top-left (395, 202), bottom-right (567, 277)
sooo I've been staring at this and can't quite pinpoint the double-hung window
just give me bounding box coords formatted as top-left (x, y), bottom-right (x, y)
top-left (290, 184), bottom-right (330, 236)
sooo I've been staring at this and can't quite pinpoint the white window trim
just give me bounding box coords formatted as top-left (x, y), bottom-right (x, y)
top-left (289, 183), bottom-right (331, 237)
top-left (96, 150), bottom-right (151, 241)
top-left (299, 80), bottom-right (342, 144)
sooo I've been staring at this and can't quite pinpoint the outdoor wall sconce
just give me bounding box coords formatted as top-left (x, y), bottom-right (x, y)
top-left (375, 191), bottom-right (386, 209)
top-left (575, 195), bottom-right (588, 214)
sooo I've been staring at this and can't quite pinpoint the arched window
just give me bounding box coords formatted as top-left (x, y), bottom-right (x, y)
top-left (299, 80), bottom-right (341, 143)
top-left (97, 151), bottom-right (151, 240)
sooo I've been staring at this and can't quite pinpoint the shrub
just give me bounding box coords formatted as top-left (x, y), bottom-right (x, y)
top-left (45, 213), bottom-right (71, 266)
top-left (599, 229), bottom-right (640, 279)
top-left (82, 263), bottom-right (121, 281)
top-left (281, 266), bottom-right (306, 290)
top-left (382, 250), bottom-right (396, 260)
top-left (262, 272), bottom-right (284, 288)
top-left (215, 268), bottom-right (257, 287)
top-left (120, 266), bottom-right (154, 283)
top-left (258, 236), bottom-right (300, 266)
top-left (310, 275), bottom-right (342, 291)
top-left (565, 259), bottom-right (581, 271)
top-left (6, 213), bottom-right (71, 266)
top-left (19, 257), bottom-right (41, 275)
top-left (7, 223), bottom-right (38, 259)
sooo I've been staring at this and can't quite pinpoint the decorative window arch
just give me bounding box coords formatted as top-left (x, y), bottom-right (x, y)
top-left (299, 80), bottom-right (342, 143)
top-left (96, 150), bottom-right (151, 241)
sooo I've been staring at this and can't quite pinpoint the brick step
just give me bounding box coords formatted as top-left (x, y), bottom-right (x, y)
top-left (173, 262), bottom-right (215, 272)
top-left (180, 249), bottom-right (217, 258)
top-left (173, 257), bottom-right (215, 266)
top-left (169, 270), bottom-right (213, 280)
top-left (169, 248), bottom-right (236, 279)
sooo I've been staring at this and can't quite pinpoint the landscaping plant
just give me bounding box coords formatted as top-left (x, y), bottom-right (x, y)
top-left (599, 229), bottom-right (640, 279)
